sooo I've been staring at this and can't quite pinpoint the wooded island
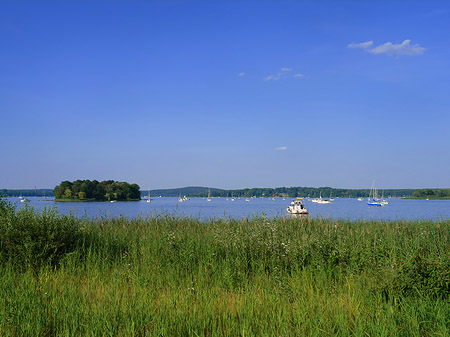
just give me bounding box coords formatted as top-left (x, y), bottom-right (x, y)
top-left (54, 180), bottom-right (140, 201)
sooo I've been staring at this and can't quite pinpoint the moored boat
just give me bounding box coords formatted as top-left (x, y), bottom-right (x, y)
top-left (286, 198), bottom-right (309, 214)
top-left (368, 179), bottom-right (383, 206)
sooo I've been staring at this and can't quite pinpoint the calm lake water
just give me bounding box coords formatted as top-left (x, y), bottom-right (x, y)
top-left (7, 197), bottom-right (450, 222)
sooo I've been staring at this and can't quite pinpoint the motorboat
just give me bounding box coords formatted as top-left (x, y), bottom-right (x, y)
top-left (287, 198), bottom-right (309, 214)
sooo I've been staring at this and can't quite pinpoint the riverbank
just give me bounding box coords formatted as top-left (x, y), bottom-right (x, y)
top-left (1, 198), bottom-right (449, 336)
top-left (404, 197), bottom-right (450, 200)
top-left (54, 198), bottom-right (141, 202)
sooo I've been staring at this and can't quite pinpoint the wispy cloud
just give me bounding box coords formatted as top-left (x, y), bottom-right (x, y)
top-left (348, 39), bottom-right (425, 56)
top-left (348, 41), bottom-right (373, 49)
top-left (265, 68), bottom-right (304, 81)
top-left (274, 146), bottom-right (287, 151)
top-left (369, 40), bottom-right (425, 56)
top-left (238, 72), bottom-right (245, 77)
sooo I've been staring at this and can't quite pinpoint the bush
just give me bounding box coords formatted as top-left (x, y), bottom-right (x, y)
top-left (387, 253), bottom-right (450, 299)
top-left (0, 198), bottom-right (81, 270)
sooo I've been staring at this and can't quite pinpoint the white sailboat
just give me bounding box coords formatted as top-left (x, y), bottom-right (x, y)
top-left (380, 190), bottom-right (389, 205)
top-left (313, 192), bottom-right (331, 204)
top-left (207, 188), bottom-right (212, 202)
top-left (368, 180), bottom-right (383, 206)
top-left (147, 190), bottom-right (151, 203)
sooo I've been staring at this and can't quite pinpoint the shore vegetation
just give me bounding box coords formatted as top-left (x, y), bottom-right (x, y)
top-left (53, 179), bottom-right (140, 202)
top-left (408, 188), bottom-right (450, 200)
top-left (0, 197), bottom-right (449, 336)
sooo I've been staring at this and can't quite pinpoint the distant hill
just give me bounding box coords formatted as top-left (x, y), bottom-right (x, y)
top-left (142, 186), bottom-right (223, 197)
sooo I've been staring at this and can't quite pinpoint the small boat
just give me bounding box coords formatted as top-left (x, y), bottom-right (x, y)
top-left (207, 188), bottom-right (212, 202)
top-left (313, 193), bottom-right (331, 204)
top-left (357, 197), bottom-right (364, 201)
top-left (245, 198), bottom-right (250, 202)
top-left (287, 198), bottom-right (309, 214)
top-left (147, 190), bottom-right (151, 203)
top-left (380, 191), bottom-right (389, 205)
top-left (368, 179), bottom-right (383, 206)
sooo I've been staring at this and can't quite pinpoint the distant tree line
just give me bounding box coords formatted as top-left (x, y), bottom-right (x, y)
top-left (0, 189), bottom-right (54, 197)
top-left (410, 189), bottom-right (450, 200)
top-left (53, 180), bottom-right (140, 201)
top-left (191, 187), bottom-right (415, 198)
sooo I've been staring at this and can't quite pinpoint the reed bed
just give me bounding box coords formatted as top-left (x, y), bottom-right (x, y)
top-left (1, 198), bottom-right (449, 336)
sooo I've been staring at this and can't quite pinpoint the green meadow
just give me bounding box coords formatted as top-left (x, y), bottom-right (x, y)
top-left (1, 197), bottom-right (449, 336)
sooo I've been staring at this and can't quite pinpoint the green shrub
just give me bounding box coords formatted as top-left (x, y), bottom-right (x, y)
top-left (0, 198), bottom-right (81, 270)
top-left (388, 253), bottom-right (450, 299)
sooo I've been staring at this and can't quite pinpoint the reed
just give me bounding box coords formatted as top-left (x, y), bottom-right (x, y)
top-left (0, 198), bottom-right (449, 336)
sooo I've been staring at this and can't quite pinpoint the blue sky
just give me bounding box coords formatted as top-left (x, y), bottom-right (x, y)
top-left (1, 1), bottom-right (449, 190)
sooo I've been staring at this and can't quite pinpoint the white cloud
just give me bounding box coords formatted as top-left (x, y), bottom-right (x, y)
top-left (238, 72), bottom-right (245, 77)
top-left (349, 39), bottom-right (425, 56)
top-left (264, 72), bottom-right (284, 81)
top-left (265, 67), bottom-right (303, 81)
top-left (368, 39), bottom-right (425, 56)
top-left (274, 146), bottom-right (287, 151)
top-left (348, 41), bottom-right (373, 49)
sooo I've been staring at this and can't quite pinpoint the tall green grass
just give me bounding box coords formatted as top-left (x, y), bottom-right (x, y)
top-left (0, 197), bottom-right (449, 336)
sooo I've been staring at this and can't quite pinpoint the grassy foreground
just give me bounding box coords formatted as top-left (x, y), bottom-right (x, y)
top-left (1, 198), bottom-right (449, 336)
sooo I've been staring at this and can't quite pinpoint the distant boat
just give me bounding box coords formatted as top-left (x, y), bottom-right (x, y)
top-left (207, 188), bottom-right (211, 202)
top-left (357, 197), bottom-right (364, 201)
top-left (380, 191), bottom-right (389, 205)
top-left (368, 180), bottom-right (383, 206)
top-left (147, 190), bottom-right (151, 203)
top-left (245, 198), bottom-right (250, 202)
top-left (313, 193), bottom-right (331, 204)
top-left (287, 198), bottom-right (309, 214)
